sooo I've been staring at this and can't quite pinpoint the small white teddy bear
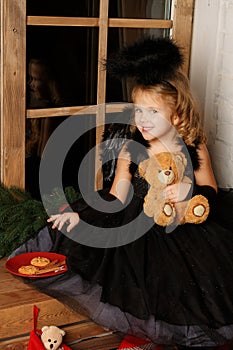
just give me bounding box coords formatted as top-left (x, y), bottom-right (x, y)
top-left (41, 325), bottom-right (66, 350)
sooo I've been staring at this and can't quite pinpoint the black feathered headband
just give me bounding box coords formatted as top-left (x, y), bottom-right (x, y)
top-left (105, 37), bottom-right (184, 86)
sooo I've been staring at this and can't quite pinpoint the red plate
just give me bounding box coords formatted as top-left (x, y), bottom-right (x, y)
top-left (5, 252), bottom-right (68, 278)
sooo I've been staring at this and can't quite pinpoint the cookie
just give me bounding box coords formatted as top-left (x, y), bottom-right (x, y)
top-left (18, 265), bottom-right (39, 275)
top-left (30, 256), bottom-right (50, 267)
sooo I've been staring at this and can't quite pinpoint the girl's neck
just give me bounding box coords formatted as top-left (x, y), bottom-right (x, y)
top-left (147, 137), bottom-right (182, 155)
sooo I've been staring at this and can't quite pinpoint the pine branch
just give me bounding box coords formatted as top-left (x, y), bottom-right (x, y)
top-left (0, 183), bottom-right (81, 258)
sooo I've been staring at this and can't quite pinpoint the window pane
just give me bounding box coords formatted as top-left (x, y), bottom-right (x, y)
top-left (25, 115), bottom-right (96, 198)
top-left (109, 0), bottom-right (172, 19)
top-left (26, 116), bottom-right (65, 198)
top-left (27, 26), bottom-right (98, 108)
top-left (106, 28), bottom-right (171, 103)
top-left (27, 0), bottom-right (99, 17)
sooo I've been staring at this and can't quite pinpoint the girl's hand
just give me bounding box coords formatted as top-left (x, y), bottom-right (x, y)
top-left (163, 182), bottom-right (191, 203)
top-left (47, 212), bottom-right (80, 232)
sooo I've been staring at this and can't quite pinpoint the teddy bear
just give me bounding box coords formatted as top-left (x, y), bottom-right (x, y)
top-left (138, 151), bottom-right (210, 226)
top-left (41, 325), bottom-right (66, 350)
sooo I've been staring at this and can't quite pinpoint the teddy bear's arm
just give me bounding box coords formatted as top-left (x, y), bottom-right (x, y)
top-left (182, 175), bottom-right (192, 184)
top-left (143, 188), bottom-right (160, 217)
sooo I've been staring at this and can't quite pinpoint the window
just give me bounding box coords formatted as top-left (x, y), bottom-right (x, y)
top-left (0, 0), bottom-right (195, 193)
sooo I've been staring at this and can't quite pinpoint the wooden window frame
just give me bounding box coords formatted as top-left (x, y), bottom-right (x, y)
top-left (0, 0), bottom-right (195, 189)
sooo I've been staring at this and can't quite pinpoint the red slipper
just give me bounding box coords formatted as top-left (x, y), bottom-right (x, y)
top-left (118, 335), bottom-right (157, 349)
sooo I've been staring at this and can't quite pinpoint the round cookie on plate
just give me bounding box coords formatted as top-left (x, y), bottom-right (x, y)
top-left (18, 265), bottom-right (39, 275)
top-left (30, 256), bottom-right (50, 267)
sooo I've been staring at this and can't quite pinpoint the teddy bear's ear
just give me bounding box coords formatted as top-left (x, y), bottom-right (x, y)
top-left (59, 329), bottom-right (66, 336)
top-left (41, 326), bottom-right (49, 332)
top-left (174, 152), bottom-right (187, 167)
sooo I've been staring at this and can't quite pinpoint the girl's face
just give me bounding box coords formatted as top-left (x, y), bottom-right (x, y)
top-left (28, 62), bottom-right (50, 100)
top-left (133, 89), bottom-right (179, 142)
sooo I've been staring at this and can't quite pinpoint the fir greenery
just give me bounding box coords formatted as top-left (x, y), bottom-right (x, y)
top-left (0, 183), bottom-right (81, 258)
top-left (42, 186), bottom-right (81, 214)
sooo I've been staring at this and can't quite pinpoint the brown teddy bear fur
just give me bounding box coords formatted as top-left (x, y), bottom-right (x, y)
top-left (138, 152), bottom-right (210, 226)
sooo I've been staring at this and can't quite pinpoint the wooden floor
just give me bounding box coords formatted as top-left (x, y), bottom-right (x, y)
top-left (0, 257), bottom-right (123, 350)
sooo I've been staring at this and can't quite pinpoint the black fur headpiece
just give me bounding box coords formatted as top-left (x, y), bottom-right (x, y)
top-left (105, 36), bottom-right (184, 85)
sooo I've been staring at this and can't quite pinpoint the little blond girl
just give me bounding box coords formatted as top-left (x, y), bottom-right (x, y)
top-left (10, 37), bottom-right (233, 349)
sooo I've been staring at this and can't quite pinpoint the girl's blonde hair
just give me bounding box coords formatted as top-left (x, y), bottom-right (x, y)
top-left (131, 70), bottom-right (207, 146)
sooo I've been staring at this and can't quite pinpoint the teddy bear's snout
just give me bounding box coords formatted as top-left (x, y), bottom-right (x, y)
top-left (158, 169), bottom-right (175, 184)
top-left (48, 339), bottom-right (57, 349)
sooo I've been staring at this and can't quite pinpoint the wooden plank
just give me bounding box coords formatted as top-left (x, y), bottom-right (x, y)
top-left (109, 18), bottom-right (173, 28)
top-left (26, 103), bottom-right (129, 119)
top-left (0, 287), bottom-right (52, 309)
top-left (0, 0), bottom-right (26, 188)
top-left (26, 106), bottom-right (87, 119)
top-left (0, 296), bottom-right (84, 339)
top-left (70, 333), bottom-right (122, 350)
top-left (95, 0), bottom-right (109, 190)
top-left (63, 322), bottom-right (119, 344)
top-left (27, 16), bottom-right (99, 27)
top-left (172, 0), bottom-right (195, 75)
top-left (0, 258), bottom-right (46, 299)
top-left (27, 16), bottom-right (172, 29)
top-left (97, 0), bottom-right (109, 105)
top-left (1, 336), bottom-right (29, 350)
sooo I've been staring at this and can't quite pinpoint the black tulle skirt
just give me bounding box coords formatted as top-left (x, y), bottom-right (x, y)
top-left (10, 190), bottom-right (233, 347)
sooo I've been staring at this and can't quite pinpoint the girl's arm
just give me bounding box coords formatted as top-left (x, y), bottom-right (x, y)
top-left (109, 146), bottom-right (132, 203)
top-left (194, 143), bottom-right (217, 191)
top-left (48, 145), bottom-right (132, 231)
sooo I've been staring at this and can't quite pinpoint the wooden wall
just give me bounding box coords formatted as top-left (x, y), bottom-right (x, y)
top-left (0, 0), bottom-right (26, 188)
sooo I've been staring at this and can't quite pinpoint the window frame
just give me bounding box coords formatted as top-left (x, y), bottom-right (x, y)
top-left (0, 0), bottom-right (195, 189)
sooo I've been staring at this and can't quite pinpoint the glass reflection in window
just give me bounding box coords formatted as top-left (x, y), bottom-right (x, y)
top-left (109, 0), bottom-right (172, 19)
top-left (27, 0), bottom-right (99, 17)
top-left (27, 26), bottom-right (98, 108)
